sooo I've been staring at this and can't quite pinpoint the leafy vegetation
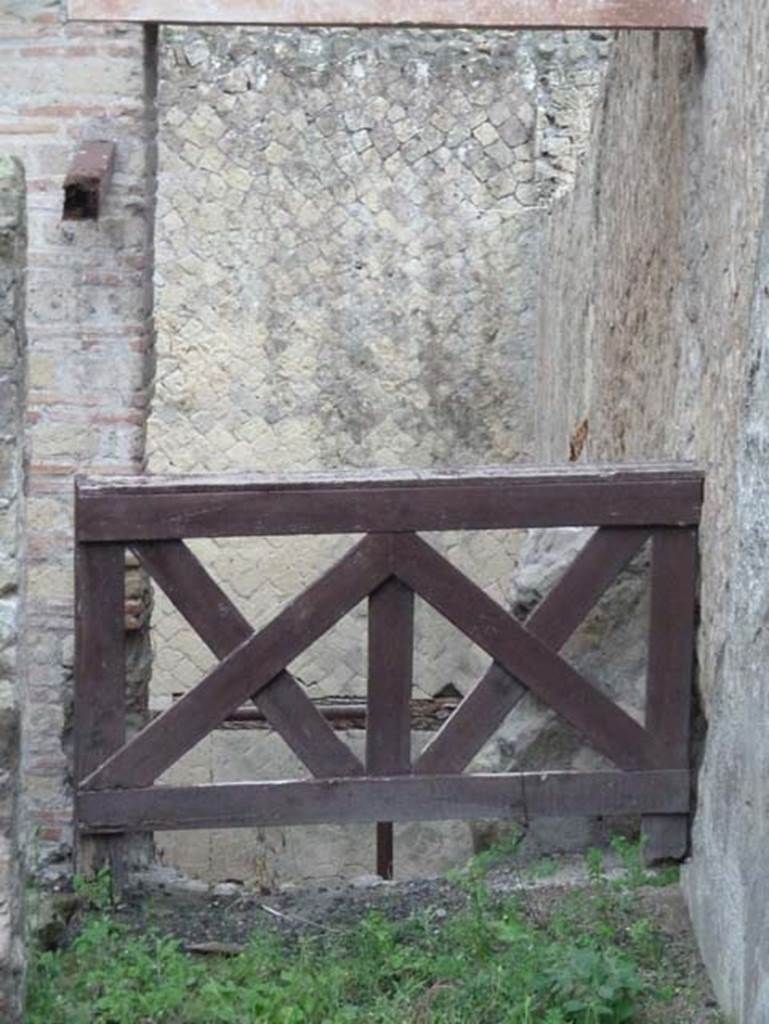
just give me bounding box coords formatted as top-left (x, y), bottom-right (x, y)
top-left (25, 839), bottom-right (707, 1024)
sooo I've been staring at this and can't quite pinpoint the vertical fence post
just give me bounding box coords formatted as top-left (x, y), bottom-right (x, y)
top-left (367, 574), bottom-right (414, 879)
top-left (641, 527), bottom-right (698, 862)
top-left (74, 541), bottom-right (127, 884)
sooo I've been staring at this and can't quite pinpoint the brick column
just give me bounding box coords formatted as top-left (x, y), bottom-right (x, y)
top-left (0, 1), bottom-right (157, 891)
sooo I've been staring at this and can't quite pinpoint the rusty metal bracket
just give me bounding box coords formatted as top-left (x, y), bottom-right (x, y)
top-left (63, 141), bottom-right (116, 221)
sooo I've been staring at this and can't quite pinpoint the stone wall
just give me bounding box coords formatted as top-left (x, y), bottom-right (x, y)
top-left (148, 26), bottom-right (609, 883)
top-left (0, 154), bottom-right (26, 1024)
top-left (536, 10), bottom-right (769, 1022)
top-left (2, 4), bottom-right (767, 1018)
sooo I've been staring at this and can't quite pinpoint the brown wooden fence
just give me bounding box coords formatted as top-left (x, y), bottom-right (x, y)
top-left (74, 464), bottom-right (702, 878)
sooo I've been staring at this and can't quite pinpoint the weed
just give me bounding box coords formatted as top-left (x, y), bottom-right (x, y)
top-left (526, 856), bottom-right (559, 880)
top-left (73, 866), bottom-right (113, 913)
top-left (610, 836), bottom-right (680, 890)
top-left (585, 846), bottom-right (606, 886)
top-left (25, 837), bottom-right (704, 1024)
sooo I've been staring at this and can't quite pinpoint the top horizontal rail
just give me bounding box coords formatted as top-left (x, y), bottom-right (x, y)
top-left (67, 0), bottom-right (710, 29)
top-left (76, 462), bottom-right (703, 494)
top-left (75, 463), bottom-right (704, 540)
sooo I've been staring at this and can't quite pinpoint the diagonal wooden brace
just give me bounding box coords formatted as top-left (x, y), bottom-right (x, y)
top-left (132, 540), bottom-right (364, 779)
top-left (82, 535), bottom-right (391, 790)
top-left (393, 533), bottom-right (657, 771)
top-left (415, 527), bottom-right (650, 774)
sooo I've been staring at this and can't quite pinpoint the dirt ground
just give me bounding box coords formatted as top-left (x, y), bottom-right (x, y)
top-left (101, 856), bottom-right (726, 1023)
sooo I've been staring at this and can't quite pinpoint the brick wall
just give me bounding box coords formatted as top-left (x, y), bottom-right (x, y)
top-left (0, 4), bottom-right (157, 1012)
top-left (0, 4), bottom-right (156, 894)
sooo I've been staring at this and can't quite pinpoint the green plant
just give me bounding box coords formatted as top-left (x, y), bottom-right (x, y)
top-left (26, 834), bottom-right (706, 1024)
top-left (585, 846), bottom-right (606, 886)
top-left (25, 893), bottom-right (651, 1024)
top-left (73, 866), bottom-right (113, 913)
top-left (527, 856), bottom-right (558, 880)
top-left (537, 944), bottom-right (643, 1023)
top-left (627, 917), bottom-right (663, 966)
top-left (610, 835), bottom-right (680, 890)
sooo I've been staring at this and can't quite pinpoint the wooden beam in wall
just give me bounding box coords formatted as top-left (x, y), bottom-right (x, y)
top-left (67, 0), bottom-right (710, 30)
top-left (63, 141), bottom-right (116, 221)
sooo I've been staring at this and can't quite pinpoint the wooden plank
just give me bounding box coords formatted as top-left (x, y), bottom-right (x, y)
top-left (76, 470), bottom-right (704, 541)
top-left (74, 542), bottom-right (127, 881)
top-left (74, 543), bottom-right (126, 782)
top-left (415, 527), bottom-right (649, 774)
top-left (367, 577), bottom-right (414, 776)
top-left (82, 536), bottom-right (391, 790)
top-left (245, 670), bottom-right (365, 776)
top-left (644, 528), bottom-right (698, 764)
top-left (132, 540), bottom-right (249, 653)
top-left (76, 464), bottom-right (707, 493)
top-left (392, 534), bottom-right (655, 770)
top-left (216, 695), bottom-right (460, 730)
top-left (376, 822), bottom-right (394, 880)
top-left (67, 0), bottom-right (710, 30)
top-left (523, 526), bottom-right (651, 648)
top-left (367, 575), bottom-right (414, 878)
top-left (642, 527), bottom-right (698, 860)
top-left (77, 769), bottom-right (691, 832)
top-left (522, 770), bottom-right (690, 816)
top-left (415, 662), bottom-right (525, 775)
top-left (642, 815), bottom-right (689, 863)
top-left (133, 540), bottom-right (363, 778)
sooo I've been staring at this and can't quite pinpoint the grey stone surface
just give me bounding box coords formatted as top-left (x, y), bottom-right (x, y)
top-left (0, 155), bottom-right (26, 1023)
top-left (148, 26), bottom-right (609, 883)
top-left (535, 9), bottom-right (769, 1021)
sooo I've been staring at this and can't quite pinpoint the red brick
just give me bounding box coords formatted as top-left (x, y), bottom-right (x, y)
top-left (19, 44), bottom-right (103, 57)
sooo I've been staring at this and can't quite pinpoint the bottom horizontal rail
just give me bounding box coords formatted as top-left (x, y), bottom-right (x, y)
top-left (78, 770), bottom-right (689, 833)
